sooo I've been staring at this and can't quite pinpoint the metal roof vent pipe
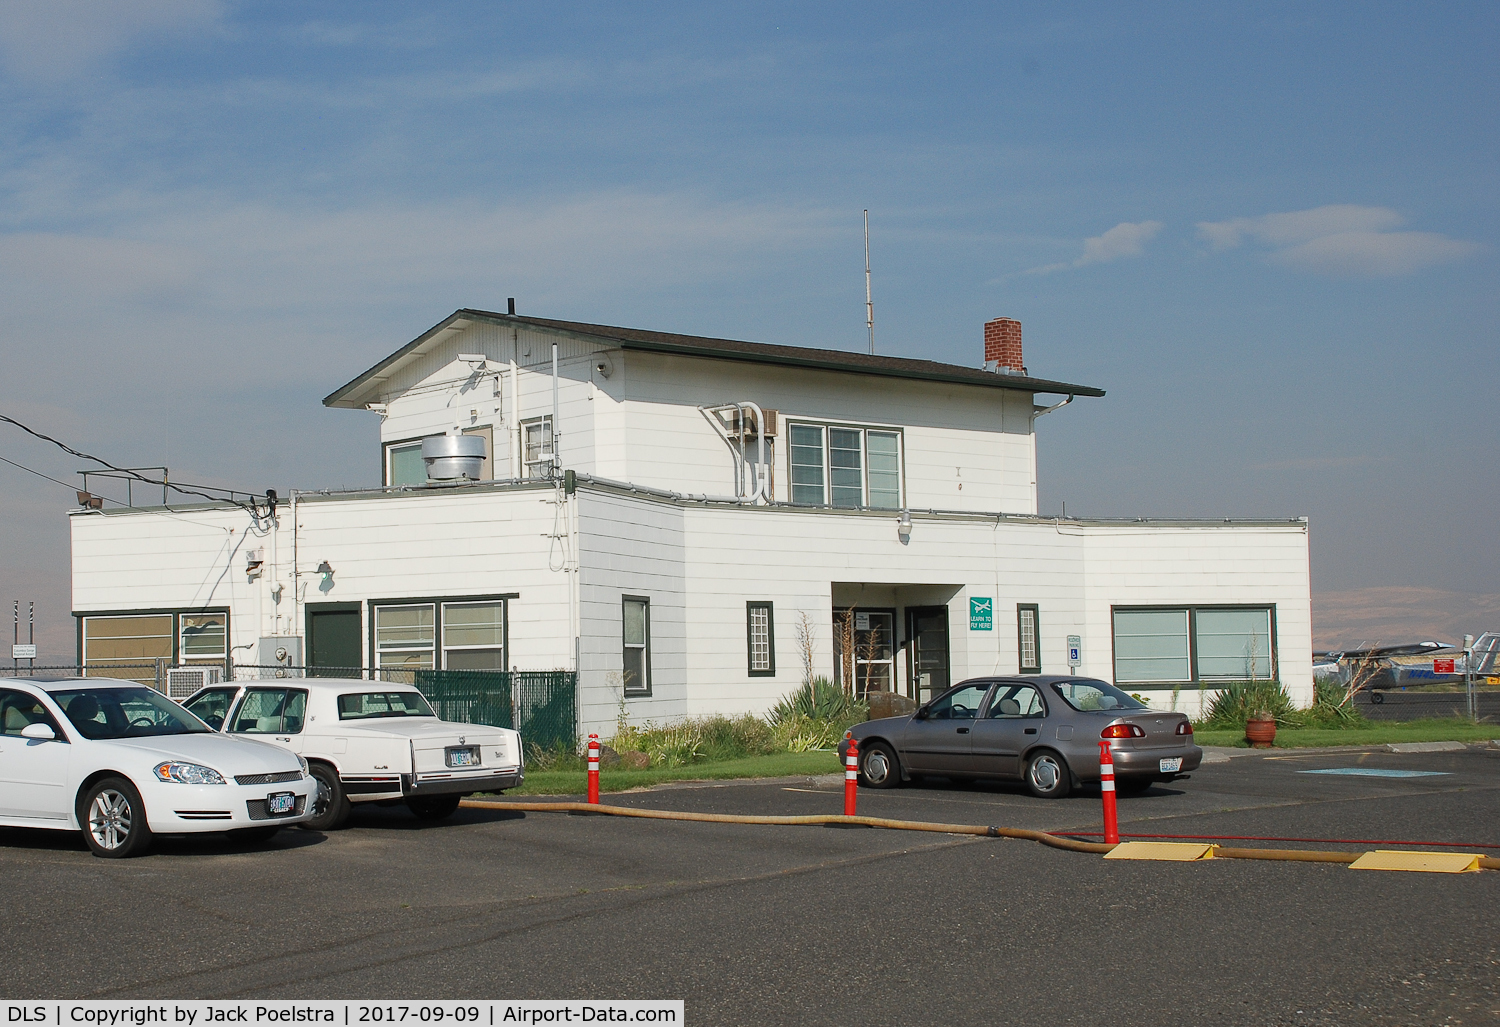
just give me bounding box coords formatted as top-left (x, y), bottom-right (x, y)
top-left (422, 434), bottom-right (486, 481)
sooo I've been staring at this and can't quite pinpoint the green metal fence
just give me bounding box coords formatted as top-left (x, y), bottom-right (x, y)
top-left (412, 669), bottom-right (578, 753)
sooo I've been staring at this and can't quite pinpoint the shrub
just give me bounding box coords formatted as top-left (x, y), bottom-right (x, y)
top-left (768, 676), bottom-right (867, 726)
top-left (609, 713), bottom-right (783, 767)
top-left (1201, 680), bottom-right (1297, 728)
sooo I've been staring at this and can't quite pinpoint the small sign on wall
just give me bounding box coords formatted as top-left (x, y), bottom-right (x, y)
top-left (1433, 658), bottom-right (1456, 674)
top-left (855, 612), bottom-right (871, 631)
top-left (11, 644), bottom-right (36, 659)
top-left (969, 597), bottom-right (993, 631)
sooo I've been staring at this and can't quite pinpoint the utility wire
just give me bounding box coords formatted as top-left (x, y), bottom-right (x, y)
top-left (0, 452), bottom-right (79, 492)
top-left (0, 413), bottom-right (262, 519)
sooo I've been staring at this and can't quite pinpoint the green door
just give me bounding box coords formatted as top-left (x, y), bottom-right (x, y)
top-left (306, 605), bottom-right (361, 677)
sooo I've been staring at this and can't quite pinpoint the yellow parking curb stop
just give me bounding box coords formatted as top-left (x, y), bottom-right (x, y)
top-left (1103, 841), bottom-right (1215, 861)
top-left (1348, 850), bottom-right (1481, 873)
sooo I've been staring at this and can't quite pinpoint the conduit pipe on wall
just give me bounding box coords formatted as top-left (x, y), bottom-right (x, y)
top-left (699, 401), bottom-right (769, 504)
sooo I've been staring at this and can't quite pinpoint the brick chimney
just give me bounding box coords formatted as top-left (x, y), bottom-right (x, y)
top-left (984, 318), bottom-right (1024, 374)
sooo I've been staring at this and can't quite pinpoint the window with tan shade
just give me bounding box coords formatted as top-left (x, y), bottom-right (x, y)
top-left (82, 615), bottom-right (172, 684)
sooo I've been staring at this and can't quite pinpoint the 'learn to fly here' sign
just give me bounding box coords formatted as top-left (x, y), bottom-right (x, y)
top-left (970, 597), bottom-right (993, 631)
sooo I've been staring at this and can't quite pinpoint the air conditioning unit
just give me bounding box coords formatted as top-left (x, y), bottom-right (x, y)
top-left (724, 408), bottom-right (778, 436)
top-left (166, 665), bottom-right (222, 699)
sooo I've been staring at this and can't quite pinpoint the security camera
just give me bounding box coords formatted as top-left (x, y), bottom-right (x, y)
top-left (459, 353), bottom-right (486, 365)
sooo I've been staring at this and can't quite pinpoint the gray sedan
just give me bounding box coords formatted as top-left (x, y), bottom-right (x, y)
top-left (839, 676), bottom-right (1202, 798)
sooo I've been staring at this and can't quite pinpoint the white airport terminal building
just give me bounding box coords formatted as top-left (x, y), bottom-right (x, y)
top-left (69, 308), bottom-right (1312, 733)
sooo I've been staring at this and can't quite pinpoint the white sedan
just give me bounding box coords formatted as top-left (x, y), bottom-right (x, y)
top-left (0, 677), bottom-right (318, 858)
top-left (183, 678), bottom-right (524, 830)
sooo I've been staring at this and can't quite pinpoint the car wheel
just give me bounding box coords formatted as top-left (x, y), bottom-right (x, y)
top-left (1115, 775), bottom-right (1154, 795)
top-left (230, 826), bottom-right (281, 845)
top-left (301, 763), bottom-right (352, 831)
top-left (1024, 750), bottom-right (1072, 799)
top-left (406, 795), bottom-right (462, 821)
top-left (1370, 691), bottom-right (1384, 704)
top-left (80, 777), bottom-right (153, 858)
top-left (857, 741), bottom-right (902, 789)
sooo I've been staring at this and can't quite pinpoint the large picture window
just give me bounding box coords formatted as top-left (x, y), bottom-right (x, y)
top-left (788, 423), bottom-right (901, 509)
top-left (1112, 606), bottom-right (1276, 684)
top-left (622, 596), bottom-right (651, 695)
top-left (747, 602), bottom-right (775, 676)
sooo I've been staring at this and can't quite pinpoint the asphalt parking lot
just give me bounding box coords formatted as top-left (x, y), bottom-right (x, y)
top-left (4, 746), bottom-right (1499, 1027)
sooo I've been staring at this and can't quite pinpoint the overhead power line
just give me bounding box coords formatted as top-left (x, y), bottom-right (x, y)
top-left (0, 413), bottom-right (263, 519)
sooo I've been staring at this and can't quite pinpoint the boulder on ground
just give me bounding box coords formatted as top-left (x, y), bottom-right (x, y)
top-left (867, 690), bottom-right (916, 720)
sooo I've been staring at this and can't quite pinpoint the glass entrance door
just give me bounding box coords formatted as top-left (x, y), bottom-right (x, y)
top-left (834, 609), bottom-right (896, 698)
top-left (906, 606), bottom-right (951, 704)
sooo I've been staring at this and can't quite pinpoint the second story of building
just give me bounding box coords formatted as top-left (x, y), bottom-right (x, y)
top-left (323, 309), bottom-right (1104, 516)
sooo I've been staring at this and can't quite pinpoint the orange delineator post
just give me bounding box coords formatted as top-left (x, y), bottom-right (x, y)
top-left (1098, 740), bottom-right (1119, 845)
top-left (844, 734), bottom-right (859, 816)
top-left (587, 733), bottom-right (601, 805)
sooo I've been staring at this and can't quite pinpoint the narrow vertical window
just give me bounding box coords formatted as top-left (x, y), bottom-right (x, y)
top-left (789, 424), bottom-right (826, 504)
top-left (747, 602), bottom-right (775, 676)
top-left (622, 596), bottom-right (651, 695)
top-left (866, 431), bottom-right (901, 509)
top-left (523, 417), bottom-right (554, 479)
top-left (828, 428), bottom-right (864, 508)
top-left (1017, 604), bottom-right (1040, 674)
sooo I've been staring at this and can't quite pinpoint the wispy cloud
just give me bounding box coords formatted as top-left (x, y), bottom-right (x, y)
top-left (1197, 205), bottom-right (1481, 277)
top-left (1026, 220), bottom-right (1162, 274)
top-left (0, 0), bottom-right (222, 82)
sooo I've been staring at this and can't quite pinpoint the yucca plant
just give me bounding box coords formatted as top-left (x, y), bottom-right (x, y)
top-left (1201, 679), bottom-right (1297, 728)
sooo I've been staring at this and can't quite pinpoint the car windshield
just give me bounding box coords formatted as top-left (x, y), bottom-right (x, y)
top-left (183, 687), bottom-right (238, 730)
top-left (337, 691), bottom-right (435, 720)
top-left (1049, 679), bottom-right (1149, 712)
top-left (51, 686), bottom-right (212, 739)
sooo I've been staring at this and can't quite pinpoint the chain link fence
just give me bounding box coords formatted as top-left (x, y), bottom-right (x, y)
top-left (4, 661), bottom-right (580, 752)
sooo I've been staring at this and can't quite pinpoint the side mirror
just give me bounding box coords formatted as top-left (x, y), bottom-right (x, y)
top-left (912, 707), bottom-right (928, 721)
top-left (21, 722), bottom-right (56, 741)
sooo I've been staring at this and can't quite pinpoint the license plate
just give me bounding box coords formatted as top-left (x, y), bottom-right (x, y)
top-left (1159, 758), bottom-right (1183, 774)
top-left (446, 746), bottom-right (480, 768)
top-left (266, 791), bottom-right (296, 816)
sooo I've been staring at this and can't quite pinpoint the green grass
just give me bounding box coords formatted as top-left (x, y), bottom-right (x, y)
top-left (498, 750), bottom-right (844, 796)
top-left (1195, 718), bottom-right (1499, 749)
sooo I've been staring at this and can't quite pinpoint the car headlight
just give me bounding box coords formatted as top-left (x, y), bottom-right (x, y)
top-left (297, 754), bottom-right (309, 776)
top-left (153, 761), bottom-right (227, 785)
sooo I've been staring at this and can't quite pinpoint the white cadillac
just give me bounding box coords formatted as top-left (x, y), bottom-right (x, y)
top-left (0, 677), bottom-right (317, 858)
top-left (182, 678), bottom-right (524, 830)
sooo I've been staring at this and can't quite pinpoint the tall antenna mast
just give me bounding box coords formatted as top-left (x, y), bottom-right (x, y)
top-left (864, 210), bottom-right (875, 354)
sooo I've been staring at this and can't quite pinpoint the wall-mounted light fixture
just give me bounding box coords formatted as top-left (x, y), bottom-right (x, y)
top-left (316, 561), bottom-right (334, 585)
top-left (896, 509), bottom-right (913, 545)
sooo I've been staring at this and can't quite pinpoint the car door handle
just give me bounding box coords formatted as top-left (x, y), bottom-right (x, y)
top-left (956, 727), bottom-right (969, 734)
top-left (1024, 728), bottom-right (1037, 735)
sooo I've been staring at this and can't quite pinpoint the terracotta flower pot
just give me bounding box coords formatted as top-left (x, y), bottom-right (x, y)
top-left (1245, 714), bottom-right (1277, 749)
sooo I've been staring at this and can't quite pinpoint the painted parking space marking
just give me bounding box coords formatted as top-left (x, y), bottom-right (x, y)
top-left (1297, 768), bottom-right (1451, 778)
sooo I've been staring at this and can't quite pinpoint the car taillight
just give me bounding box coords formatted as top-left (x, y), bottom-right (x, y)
top-left (1101, 724), bottom-right (1145, 738)
top-left (1176, 721), bottom-right (1194, 735)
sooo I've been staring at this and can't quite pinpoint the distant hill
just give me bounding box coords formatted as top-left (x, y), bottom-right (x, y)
top-left (1313, 587), bottom-right (1500, 650)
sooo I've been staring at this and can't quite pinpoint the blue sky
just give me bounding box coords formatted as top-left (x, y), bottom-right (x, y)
top-left (0, 2), bottom-right (1496, 654)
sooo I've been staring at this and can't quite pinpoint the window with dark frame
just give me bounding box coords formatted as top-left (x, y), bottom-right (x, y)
top-left (746, 602), bottom-right (775, 676)
top-left (371, 597), bottom-right (510, 678)
top-left (622, 596), bottom-right (651, 695)
top-left (1017, 604), bottom-right (1040, 674)
top-left (1112, 605), bottom-right (1277, 685)
top-left (787, 422), bottom-right (902, 509)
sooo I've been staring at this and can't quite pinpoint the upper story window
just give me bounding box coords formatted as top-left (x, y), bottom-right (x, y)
top-left (386, 441), bottom-right (426, 486)
top-left (788, 423), bottom-right (902, 509)
top-left (523, 417), bottom-right (554, 479)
